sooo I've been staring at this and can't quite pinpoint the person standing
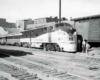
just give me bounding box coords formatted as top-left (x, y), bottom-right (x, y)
top-left (86, 41), bottom-right (90, 54)
top-left (82, 39), bottom-right (86, 53)
top-left (77, 39), bottom-right (81, 52)
top-left (77, 35), bottom-right (83, 52)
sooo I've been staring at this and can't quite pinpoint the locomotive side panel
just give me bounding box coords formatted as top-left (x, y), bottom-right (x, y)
top-left (20, 27), bottom-right (50, 47)
top-left (6, 34), bottom-right (21, 45)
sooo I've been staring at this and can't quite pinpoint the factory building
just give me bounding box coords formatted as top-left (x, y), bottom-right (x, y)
top-left (6, 22), bottom-right (16, 28)
top-left (0, 18), bottom-right (16, 28)
top-left (0, 18), bottom-right (6, 27)
top-left (16, 19), bottom-right (34, 30)
top-left (27, 17), bottom-right (55, 29)
top-left (72, 14), bottom-right (100, 43)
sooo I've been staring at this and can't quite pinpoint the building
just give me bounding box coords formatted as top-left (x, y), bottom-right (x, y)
top-left (33, 17), bottom-right (67, 24)
top-left (16, 19), bottom-right (34, 30)
top-left (6, 22), bottom-right (16, 28)
top-left (27, 17), bottom-right (55, 29)
top-left (16, 17), bottom-right (67, 30)
top-left (0, 18), bottom-right (16, 28)
top-left (26, 17), bottom-right (61, 29)
top-left (72, 14), bottom-right (100, 42)
top-left (33, 17), bottom-right (54, 24)
top-left (0, 18), bottom-right (6, 27)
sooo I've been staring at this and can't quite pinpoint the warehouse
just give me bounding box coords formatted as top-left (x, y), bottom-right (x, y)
top-left (72, 14), bottom-right (100, 46)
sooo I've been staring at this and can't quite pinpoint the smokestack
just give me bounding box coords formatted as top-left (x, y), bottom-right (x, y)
top-left (59, 0), bottom-right (61, 23)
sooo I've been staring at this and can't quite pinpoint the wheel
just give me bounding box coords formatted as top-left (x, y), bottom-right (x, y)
top-left (54, 44), bottom-right (61, 52)
top-left (15, 43), bottom-right (19, 46)
top-left (56, 45), bottom-right (60, 52)
top-left (25, 43), bottom-right (30, 48)
top-left (23, 43), bottom-right (27, 47)
top-left (43, 44), bottom-right (46, 51)
top-left (46, 44), bottom-right (52, 51)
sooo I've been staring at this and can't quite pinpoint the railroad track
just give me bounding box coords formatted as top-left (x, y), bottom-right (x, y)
top-left (32, 51), bottom-right (100, 69)
top-left (20, 55), bottom-right (100, 79)
top-left (19, 53), bottom-right (100, 80)
top-left (0, 57), bottom-right (85, 80)
top-left (0, 76), bottom-right (9, 80)
top-left (0, 45), bottom-right (100, 80)
top-left (1, 54), bottom-right (92, 80)
top-left (32, 49), bottom-right (100, 65)
top-left (0, 59), bottom-right (42, 80)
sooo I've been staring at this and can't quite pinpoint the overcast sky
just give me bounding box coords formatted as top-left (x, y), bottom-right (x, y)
top-left (0, 0), bottom-right (100, 22)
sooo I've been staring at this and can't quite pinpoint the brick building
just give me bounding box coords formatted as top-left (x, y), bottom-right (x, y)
top-left (0, 18), bottom-right (6, 27)
top-left (6, 22), bottom-right (16, 28)
top-left (0, 18), bottom-right (16, 28)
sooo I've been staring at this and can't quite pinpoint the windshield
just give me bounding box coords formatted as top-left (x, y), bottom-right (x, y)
top-left (55, 23), bottom-right (76, 35)
top-left (55, 23), bottom-right (65, 27)
top-left (55, 23), bottom-right (72, 28)
top-left (67, 29), bottom-right (76, 36)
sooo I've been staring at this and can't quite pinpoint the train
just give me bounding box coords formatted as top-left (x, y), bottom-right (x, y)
top-left (0, 22), bottom-right (77, 52)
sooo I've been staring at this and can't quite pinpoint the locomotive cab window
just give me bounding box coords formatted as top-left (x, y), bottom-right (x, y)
top-left (55, 23), bottom-right (64, 27)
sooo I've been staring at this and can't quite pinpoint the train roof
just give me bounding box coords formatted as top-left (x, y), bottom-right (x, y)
top-left (72, 14), bottom-right (100, 21)
top-left (22, 22), bottom-right (72, 32)
top-left (55, 22), bottom-right (72, 26)
top-left (22, 22), bottom-right (56, 32)
top-left (26, 22), bottom-right (55, 29)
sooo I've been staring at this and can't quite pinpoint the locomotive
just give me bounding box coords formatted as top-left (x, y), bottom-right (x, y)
top-left (0, 22), bottom-right (77, 52)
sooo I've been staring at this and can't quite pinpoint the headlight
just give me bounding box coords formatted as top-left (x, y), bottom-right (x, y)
top-left (73, 32), bottom-right (77, 35)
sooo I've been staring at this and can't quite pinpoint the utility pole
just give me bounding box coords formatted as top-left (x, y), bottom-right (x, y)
top-left (59, 0), bottom-right (61, 23)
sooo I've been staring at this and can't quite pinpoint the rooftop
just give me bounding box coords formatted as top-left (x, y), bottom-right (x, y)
top-left (4, 28), bottom-right (22, 34)
top-left (0, 27), bottom-right (8, 36)
top-left (72, 14), bottom-right (100, 21)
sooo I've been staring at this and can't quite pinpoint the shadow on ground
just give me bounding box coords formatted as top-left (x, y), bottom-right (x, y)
top-left (0, 49), bottom-right (33, 58)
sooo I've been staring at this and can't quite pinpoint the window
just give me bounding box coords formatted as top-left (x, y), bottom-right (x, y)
top-left (69, 36), bottom-right (73, 41)
top-left (55, 24), bottom-right (59, 27)
top-left (31, 31), bottom-right (34, 34)
top-left (26, 35), bottom-right (27, 37)
top-left (36, 33), bottom-right (38, 36)
top-left (55, 23), bottom-right (64, 27)
top-left (44, 27), bottom-right (47, 30)
top-left (42, 27), bottom-right (47, 32)
top-left (42, 28), bottom-right (43, 31)
top-left (18, 26), bottom-right (20, 28)
top-left (51, 26), bottom-right (53, 30)
top-left (59, 23), bottom-right (64, 26)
